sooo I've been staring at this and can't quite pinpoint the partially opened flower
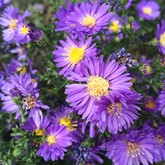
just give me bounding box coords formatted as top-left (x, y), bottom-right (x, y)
top-left (156, 20), bottom-right (165, 54)
top-left (137, 0), bottom-right (160, 20)
top-left (67, 2), bottom-right (111, 35)
top-left (36, 124), bottom-right (72, 161)
top-left (65, 56), bottom-right (132, 120)
top-left (53, 36), bottom-right (97, 76)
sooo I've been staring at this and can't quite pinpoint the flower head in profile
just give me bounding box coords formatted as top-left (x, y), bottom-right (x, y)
top-left (156, 20), bottom-right (165, 54)
top-left (106, 129), bottom-right (156, 165)
top-left (95, 91), bottom-right (141, 134)
top-left (65, 56), bottom-right (132, 120)
top-left (36, 124), bottom-right (72, 161)
top-left (0, 73), bottom-right (48, 120)
top-left (53, 36), bottom-right (97, 76)
top-left (67, 2), bottom-right (111, 35)
top-left (137, 0), bottom-right (160, 20)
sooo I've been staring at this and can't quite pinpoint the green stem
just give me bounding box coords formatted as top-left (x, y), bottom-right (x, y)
top-left (19, 105), bottom-right (25, 123)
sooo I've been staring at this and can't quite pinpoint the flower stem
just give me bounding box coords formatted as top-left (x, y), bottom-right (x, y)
top-left (19, 105), bottom-right (25, 123)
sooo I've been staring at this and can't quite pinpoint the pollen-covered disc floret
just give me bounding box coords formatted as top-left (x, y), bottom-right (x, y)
top-left (65, 56), bottom-right (132, 120)
top-left (87, 76), bottom-right (109, 99)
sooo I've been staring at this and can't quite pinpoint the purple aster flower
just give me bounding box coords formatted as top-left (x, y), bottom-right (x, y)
top-left (0, 73), bottom-right (48, 120)
top-left (108, 13), bottom-right (122, 34)
top-left (36, 124), bottom-right (72, 161)
top-left (53, 36), bottom-right (97, 76)
top-left (10, 46), bottom-right (27, 61)
top-left (67, 2), bottom-right (111, 35)
top-left (137, 0), bottom-right (160, 20)
top-left (65, 56), bottom-right (132, 120)
top-left (156, 20), bottom-right (165, 54)
top-left (22, 116), bottom-right (50, 137)
top-left (106, 129), bottom-right (156, 165)
top-left (4, 59), bottom-right (25, 75)
top-left (51, 106), bottom-right (83, 143)
top-left (158, 90), bottom-right (165, 116)
top-left (0, 0), bottom-right (10, 9)
top-left (55, 1), bottom-right (77, 33)
top-left (15, 23), bottom-right (31, 44)
top-left (0, 5), bottom-right (19, 43)
top-left (153, 125), bottom-right (165, 162)
top-left (144, 96), bottom-right (159, 113)
top-left (94, 90), bottom-right (141, 134)
top-left (0, 5), bottom-right (30, 43)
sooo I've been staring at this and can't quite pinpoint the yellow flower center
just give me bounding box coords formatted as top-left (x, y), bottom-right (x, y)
top-left (21, 25), bottom-right (29, 34)
top-left (127, 142), bottom-right (141, 157)
top-left (46, 135), bottom-right (56, 145)
top-left (107, 102), bottom-right (122, 114)
top-left (87, 76), bottom-right (109, 99)
top-left (16, 66), bottom-right (27, 75)
top-left (109, 21), bottom-right (121, 33)
top-left (10, 19), bottom-right (18, 30)
top-left (145, 100), bottom-right (155, 109)
top-left (35, 128), bottom-right (45, 136)
top-left (60, 116), bottom-right (74, 131)
top-left (159, 32), bottom-right (165, 47)
top-left (143, 7), bottom-right (152, 15)
top-left (69, 47), bottom-right (85, 65)
top-left (83, 15), bottom-right (96, 28)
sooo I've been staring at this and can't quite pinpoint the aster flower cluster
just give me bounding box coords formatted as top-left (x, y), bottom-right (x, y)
top-left (1, 0), bottom-right (165, 165)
